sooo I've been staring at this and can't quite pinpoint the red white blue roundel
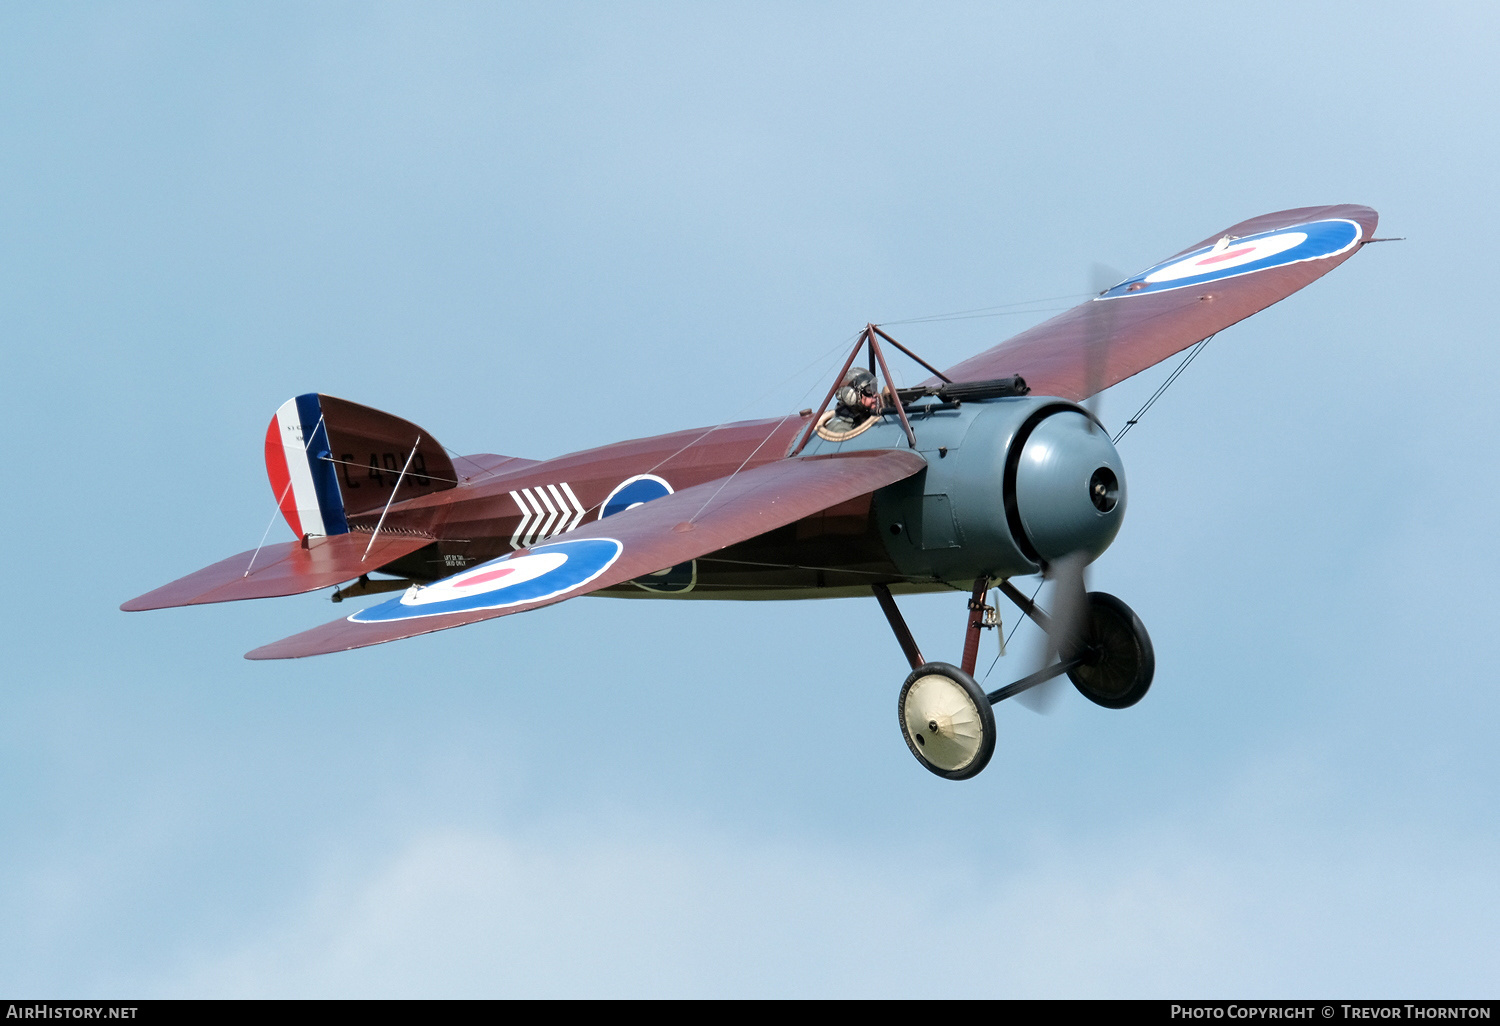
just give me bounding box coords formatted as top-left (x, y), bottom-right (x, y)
top-left (348, 537), bottom-right (623, 623)
top-left (600, 474), bottom-right (695, 594)
top-left (1100, 218), bottom-right (1362, 299)
top-left (600, 473), bottom-right (676, 517)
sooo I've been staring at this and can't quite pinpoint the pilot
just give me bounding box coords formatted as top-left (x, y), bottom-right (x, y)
top-left (825, 367), bottom-right (881, 435)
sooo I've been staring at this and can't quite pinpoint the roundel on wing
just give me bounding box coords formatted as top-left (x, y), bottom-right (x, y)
top-left (348, 537), bottom-right (622, 622)
top-left (1099, 218), bottom-right (1363, 299)
top-left (599, 474), bottom-right (696, 594)
top-left (601, 474), bottom-right (674, 518)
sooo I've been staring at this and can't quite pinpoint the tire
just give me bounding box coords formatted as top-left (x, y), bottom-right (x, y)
top-left (898, 662), bottom-right (996, 780)
top-left (1066, 592), bottom-right (1155, 709)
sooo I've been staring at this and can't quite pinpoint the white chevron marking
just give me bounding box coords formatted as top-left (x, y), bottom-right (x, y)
top-left (545, 484), bottom-right (572, 536)
top-left (510, 482), bottom-right (586, 549)
top-left (535, 485), bottom-right (561, 541)
top-left (559, 481), bottom-right (586, 533)
top-left (522, 488), bottom-right (548, 546)
top-left (509, 490), bottom-right (532, 550)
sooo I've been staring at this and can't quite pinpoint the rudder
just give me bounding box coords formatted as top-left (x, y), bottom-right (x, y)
top-left (265, 393), bottom-right (457, 539)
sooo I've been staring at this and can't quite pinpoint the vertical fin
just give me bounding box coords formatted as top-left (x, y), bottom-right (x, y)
top-left (265, 395), bottom-right (349, 538)
top-left (265, 392), bottom-right (457, 541)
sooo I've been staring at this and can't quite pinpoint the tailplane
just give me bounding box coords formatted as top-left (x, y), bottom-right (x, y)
top-left (121, 533), bottom-right (433, 611)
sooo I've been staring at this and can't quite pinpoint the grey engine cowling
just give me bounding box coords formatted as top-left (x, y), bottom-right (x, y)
top-left (871, 397), bottom-right (1126, 581)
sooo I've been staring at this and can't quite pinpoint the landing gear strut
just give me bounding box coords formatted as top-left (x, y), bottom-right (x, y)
top-left (873, 578), bottom-right (1154, 780)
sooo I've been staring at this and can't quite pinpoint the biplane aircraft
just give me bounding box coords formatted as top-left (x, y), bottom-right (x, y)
top-left (125, 204), bottom-right (1379, 780)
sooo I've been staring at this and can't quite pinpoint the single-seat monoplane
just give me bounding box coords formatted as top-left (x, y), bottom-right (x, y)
top-left (124, 204), bottom-right (1380, 780)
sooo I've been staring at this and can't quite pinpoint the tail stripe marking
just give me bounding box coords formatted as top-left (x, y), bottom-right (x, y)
top-left (292, 394), bottom-right (349, 536)
top-left (264, 416), bottom-right (302, 537)
top-left (272, 398), bottom-right (324, 538)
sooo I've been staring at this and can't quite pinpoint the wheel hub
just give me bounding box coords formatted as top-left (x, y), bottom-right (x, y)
top-left (900, 668), bottom-right (991, 775)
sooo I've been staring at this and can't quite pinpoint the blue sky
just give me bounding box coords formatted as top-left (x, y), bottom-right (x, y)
top-left (2, 2), bottom-right (1497, 996)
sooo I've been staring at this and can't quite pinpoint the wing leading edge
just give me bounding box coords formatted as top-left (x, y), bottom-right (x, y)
top-left (246, 448), bottom-right (929, 659)
top-left (937, 204), bottom-right (1379, 399)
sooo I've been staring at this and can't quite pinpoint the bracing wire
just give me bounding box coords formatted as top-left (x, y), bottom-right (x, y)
top-left (432, 282), bottom-right (1099, 488)
top-left (245, 412), bottom-right (326, 576)
top-left (318, 452), bottom-right (459, 487)
top-left (981, 579), bottom-right (1045, 683)
top-left (682, 334), bottom-right (871, 523)
top-left (878, 292), bottom-right (1092, 327)
top-left (246, 478), bottom-right (296, 577)
top-left (421, 285), bottom-right (1117, 538)
top-left (1111, 334), bottom-right (1215, 445)
top-left (433, 328), bottom-right (863, 527)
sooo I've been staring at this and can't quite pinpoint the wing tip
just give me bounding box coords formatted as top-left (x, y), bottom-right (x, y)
top-left (244, 628), bottom-right (353, 660)
top-left (244, 643), bottom-right (298, 661)
top-left (243, 614), bottom-right (427, 660)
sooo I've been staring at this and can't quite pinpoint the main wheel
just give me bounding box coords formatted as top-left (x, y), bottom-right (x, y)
top-left (1066, 592), bottom-right (1155, 709)
top-left (898, 662), bottom-right (996, 780)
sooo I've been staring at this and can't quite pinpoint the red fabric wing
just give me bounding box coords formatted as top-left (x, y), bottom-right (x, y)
top-left (245, 448), bottom-right (929, 659)
top-left (936, 204), bottom-right (1379, 400)
top-left (121, 533), bottom-right (433, 611)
